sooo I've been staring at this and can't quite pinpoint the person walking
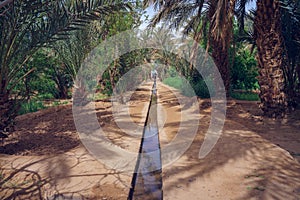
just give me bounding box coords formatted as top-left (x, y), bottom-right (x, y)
top-left (151, 68), bottom-right (158, 81)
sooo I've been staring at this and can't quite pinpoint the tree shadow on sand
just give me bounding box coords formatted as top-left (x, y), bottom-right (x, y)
top-left (0, 152), bottom-right (129, 200)
top-left (0, 84), bottom-right (153, 200)
top-left (0, 105), bottom-right (79, 155)
top-left (226, 101), bottom-right (300, 162)
top-left (157, 84), bottom-right (300, 199)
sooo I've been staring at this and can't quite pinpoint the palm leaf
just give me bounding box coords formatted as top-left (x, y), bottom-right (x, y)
top-left (0, 0), bottom-right (131, 91)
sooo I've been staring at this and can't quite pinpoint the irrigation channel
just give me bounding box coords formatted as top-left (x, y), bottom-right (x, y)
top-left (128, 79), bottom-right (163, 200)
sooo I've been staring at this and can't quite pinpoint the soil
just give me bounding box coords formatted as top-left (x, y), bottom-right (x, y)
top-left (0, 82), bottom-right (299, 200)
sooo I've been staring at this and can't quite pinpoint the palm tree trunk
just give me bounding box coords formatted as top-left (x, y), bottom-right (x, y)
top-left (54, 73), bottom-right (69, 99)
top-left (58, 85), bottom-right (69, 99)
top-left (0, 89), bottom-right (17, 132)
top-left (109, 67), bottom-right (116, 90)
top-left (254, 0), bottom-right (288, 117)
top-left (0, 93), bottom-right (10, 130)
top-left (211, 41), bottom-right (231, 97)
top-left (297, 64), bottom-right (300, 90)
top-left (208, 0), bottom-right (236, 97)
top-left (73, 78), bottom-right (89, 106)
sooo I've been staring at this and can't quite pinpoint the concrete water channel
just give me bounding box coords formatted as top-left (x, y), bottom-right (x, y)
top-left (128, 80), bottom-right (163, 200)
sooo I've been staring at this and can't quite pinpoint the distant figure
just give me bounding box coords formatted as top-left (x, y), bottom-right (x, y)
top-left (151, 69), bottom-right (158, 95)
top-left (151, 69), bottom-right (158, 80)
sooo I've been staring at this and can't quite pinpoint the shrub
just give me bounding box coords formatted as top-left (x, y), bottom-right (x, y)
top-left (163, 76), bottom-right (214, 98)
top-left (18, 100), bottom-right (45, 115)
top-left (181, 80), bottom-right (196, 97)
top-left (163, 77), bottom-right (183, 90)
top-left (231, 91), bottom-right (260, 101)
top-left (36, 93), bottom-right (55, 100)
top-left (231, 50), bottom-right (259, 90)
top-left (192, 79), bottom-right (213, 98)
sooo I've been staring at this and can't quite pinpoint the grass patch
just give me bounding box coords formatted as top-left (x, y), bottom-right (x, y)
top-left (164, 77), bottom-right (259, 100)
top-left (92, 93), bottom-right (109, 101)
top-left (52, 100), bottom-right (69, 106)
top-left (231, 91), bottom-right (259, 101)
top-left (18, 100), bottom-right (45, 115)
top-left (163, 77), bottom-right (184, 90)
top-left (163, 76), bottom-right (210, 98)
top-left (18, 99), bottom-right (70, 115)
top-left (36, 93), bottom-right (54, 100)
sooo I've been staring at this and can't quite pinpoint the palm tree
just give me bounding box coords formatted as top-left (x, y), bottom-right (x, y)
top-left (0, 0), bottom-right (130, 131)
top-left (280, 0), bottom-right (300, 106)
top-left (234, 0), bottom-right (299, 116)
top-left (254, 0), bottom-right (288, 117)
top-left (148, 27), bottom-right (177, 79)
top-left (143, 0), bottom-right (236, 96)
top-left (209, 0), bottom-right (236, 97)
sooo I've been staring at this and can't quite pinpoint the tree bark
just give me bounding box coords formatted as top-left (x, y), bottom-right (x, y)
top-left (58, 85), bottom-right (68, 99)
top-left (208, 0), bottom-right (236, 97)
top-left (0, 88), bottom-right (17, 132)
top-left (254, 0), bottom-right (288, 117)
top-left (73, 78), bottom-right (89, 106)
top-left (297, 64), bottom-right (300, 91)
top-left (211, 42), bottom-right (231, 97)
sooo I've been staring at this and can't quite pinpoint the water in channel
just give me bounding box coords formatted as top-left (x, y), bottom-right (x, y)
top-left (128, 81), bottom-right (163, 200)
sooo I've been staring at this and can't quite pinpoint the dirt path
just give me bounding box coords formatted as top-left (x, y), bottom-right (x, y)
top-left (0, 82), bottom-right (152, 200)
top-left (157, 82), bottom-right (300, 200)
top-left (1, 81), bottom-right (300, 200)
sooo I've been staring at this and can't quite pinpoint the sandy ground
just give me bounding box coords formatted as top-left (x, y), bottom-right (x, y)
top-left (0, 82), bottom-right (300, 200)
top-left (157, 83), bottom-right (300, 200)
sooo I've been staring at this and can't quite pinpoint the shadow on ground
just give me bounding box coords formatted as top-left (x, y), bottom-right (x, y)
top-left (0, 83), bottom-right (152, 200)
top-left (158, 84), bottom-right (300, 200)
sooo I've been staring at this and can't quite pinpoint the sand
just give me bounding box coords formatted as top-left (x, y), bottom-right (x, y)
top-left (0, 82), bottom-right (299, 200)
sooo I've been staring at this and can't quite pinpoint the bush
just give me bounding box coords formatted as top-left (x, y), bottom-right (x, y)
top-left (192, 79), bottom-right (213, 98)
top-left (181, 80), bottom-right (196, 97)
top-left (163, 77), bottom-right (183, 90)
top-left (18, 100), bottom-right (45, 115)
top-left (231, 50), bottom-right (259, 90)
top-left (93, 93), bottom-right (109, 101)
top-left (163, 76), bottom-right (214, 98)
top-left (36, 93), bottom-right (55, 100)
top-left (231, 91), bottom-right (259, 101)
top-left (168, 67), bottom-right (178, 77)
top-left (31, 77), bottom-right (58, 98)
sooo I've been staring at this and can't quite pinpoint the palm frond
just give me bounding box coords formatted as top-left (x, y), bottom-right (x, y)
top-left (0, 0), bottom-right (130, 91)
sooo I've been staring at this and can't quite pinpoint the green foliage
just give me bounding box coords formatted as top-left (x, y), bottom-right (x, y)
top-left (181, 80), bottom-right (196, 97)
top-left (18, 98), bottom-right (70, 115)
top-left (100, 71), bottom-right (113, 95)
top-left (51, 101), bottom-right (61, 106)
top-left (32, 77), bottom-right (58, 98)
top-left (11, 49), bottom-right (69, 100)
top-left (192, 79), bottom-right (212, 98)
top-left (231, 49), bottom-right (259, 90)
top-left (1, 0), bottom-right (127, 92)
top-left (231, 91), bottom-right (260, 101)
top-left (0, 0), bottom-right (132, 130)
top-left (63, 7), bottom-right (144, 99)
top-left (163, 76), bottom-right (211, 98)
top-left (18, 100), bottom-right (45, 115)
top-left (36, 93), bottom-right (55, 101)
top-left (163, 77), bottom-right (183, 90)
top-left (93, 93), bottom-right (109, 101)
top-left (168, 67), bottom-right (178, 77)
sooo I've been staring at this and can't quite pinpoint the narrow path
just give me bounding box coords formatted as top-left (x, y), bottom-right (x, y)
top-left (128, 81), bottom-right (163, 200)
